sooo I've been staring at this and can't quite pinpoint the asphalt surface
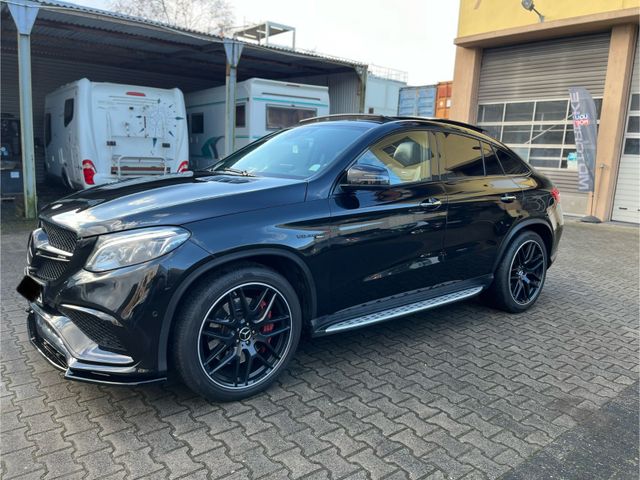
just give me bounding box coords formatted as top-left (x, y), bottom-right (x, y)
top-left (1, 218), bottom-right (638, 479)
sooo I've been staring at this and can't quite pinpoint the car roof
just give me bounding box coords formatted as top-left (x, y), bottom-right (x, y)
top-left (299, 114), bottom-right (506, 148)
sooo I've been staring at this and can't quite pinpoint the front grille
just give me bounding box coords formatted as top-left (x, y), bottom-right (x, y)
top-left (30, 221), bottom-right (78, 282)
top-left (42, 220), bottom-right (77, 253)
top-left (59, 307), bottom-right (126, 352)
top-left (35, 259), bottom-right (69, 281)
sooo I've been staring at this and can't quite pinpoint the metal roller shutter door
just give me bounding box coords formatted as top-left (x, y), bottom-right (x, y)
top-left (612, 46), bottom-right (640, 223)
top-left (478, 33), bottom-right (610, 102)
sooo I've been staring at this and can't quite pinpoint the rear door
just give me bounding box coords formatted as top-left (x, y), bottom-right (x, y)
top-left (328, 129), bottom-right (448, 311)
top-left (434, 130), bottom-right (523, 282)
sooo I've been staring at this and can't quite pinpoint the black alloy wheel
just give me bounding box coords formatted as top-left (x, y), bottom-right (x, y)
top-left (197, 282), bottom-right (293, 389)
top-left (173, 265), bottom-right (301, 401)
top-left (508, 240), bottom-right (545, 305)
top-left (484, 231), bottom-right (547, 313)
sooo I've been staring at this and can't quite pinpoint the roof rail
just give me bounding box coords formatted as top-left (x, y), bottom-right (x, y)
top-left (300, 114), bottom-right (486, 133)
top-left (299, 114), bottom-right (391, 124)
top-left (392, 116), bottom-right (486, 133)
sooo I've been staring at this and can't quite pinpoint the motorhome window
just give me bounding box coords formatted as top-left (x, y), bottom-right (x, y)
top-left (191, 113), bottom-right (204, 134)
top-left (45, 114), bottom-right (52, 146)
top-left (64, 99), bottom-right (74, 127)
top-left (236, 104), bottom-right (246, 128)
top-left (266, 106), bottom-right (317, 130)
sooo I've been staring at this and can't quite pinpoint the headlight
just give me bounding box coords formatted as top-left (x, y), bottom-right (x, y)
top-left (85, 227), bottom-right (190, 272)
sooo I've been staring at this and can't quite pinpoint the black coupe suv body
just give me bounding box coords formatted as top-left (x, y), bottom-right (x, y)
top-left (20, 115), bottom-right (563, 400)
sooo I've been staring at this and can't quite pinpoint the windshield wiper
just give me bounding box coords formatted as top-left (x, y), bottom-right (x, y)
top-left (217, 167), bottom-right (255, 177)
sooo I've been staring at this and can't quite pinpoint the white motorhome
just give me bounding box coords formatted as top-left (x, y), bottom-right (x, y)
top-left (44, 78), bottom-right (189, 189)
top-left (185, 78), bottom-right (330, 169)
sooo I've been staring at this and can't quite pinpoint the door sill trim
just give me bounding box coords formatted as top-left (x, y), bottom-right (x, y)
top-left (317, 286), bottom-right (483, 335)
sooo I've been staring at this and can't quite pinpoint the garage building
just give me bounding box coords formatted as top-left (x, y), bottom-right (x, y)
top-left (451, 0), bottom-right (639, 223)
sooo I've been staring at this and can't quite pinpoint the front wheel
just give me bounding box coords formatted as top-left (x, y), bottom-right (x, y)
top-left (486, 231), bottom-right (547, 313)
top-left (172, 266), bottom-right (301, 401)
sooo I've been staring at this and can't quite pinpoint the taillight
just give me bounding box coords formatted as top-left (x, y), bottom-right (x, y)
top-left (82, 159), bottom-right (96, 185)
top-left (177, 161), bottom-right (189, 173)
top-left (551, 187), bottom-right (560, 203)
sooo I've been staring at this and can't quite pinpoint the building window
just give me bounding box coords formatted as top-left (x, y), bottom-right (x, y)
top-left (477, 98), bottom-right (602, 169)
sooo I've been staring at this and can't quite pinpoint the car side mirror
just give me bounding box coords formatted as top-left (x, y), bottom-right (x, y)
top-left (342, 164), bottom-right (390, 189)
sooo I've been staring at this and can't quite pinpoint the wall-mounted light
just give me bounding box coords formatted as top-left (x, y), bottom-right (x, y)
top-left (521, 0), bottom-right (545, 22)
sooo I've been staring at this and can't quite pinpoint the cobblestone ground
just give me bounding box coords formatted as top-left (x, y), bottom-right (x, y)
top-left (1, 220), bottom-right (638, 479)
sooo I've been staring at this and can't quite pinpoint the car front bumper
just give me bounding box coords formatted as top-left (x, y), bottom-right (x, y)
top-left (27, 302), bottom-right (166, 385)
top-left (23, 238), bottom-right (211, 385)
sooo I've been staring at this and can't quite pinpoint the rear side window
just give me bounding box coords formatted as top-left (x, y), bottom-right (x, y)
top-left (482, 143), bottom-right (503, 176)
top-left (63, 98), bottom-right (74, 127)
top-left (435, 131), bottom-right (484, 177)
top-left (496, 148), bottom-right (530, 175)
top-left (191, 113), bottom-right (204, 134)
top-left (45, 113), bottom-right (52, 146)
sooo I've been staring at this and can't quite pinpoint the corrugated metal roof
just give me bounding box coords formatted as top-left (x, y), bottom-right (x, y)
top-left (3, 0), bottom-right (365, 68)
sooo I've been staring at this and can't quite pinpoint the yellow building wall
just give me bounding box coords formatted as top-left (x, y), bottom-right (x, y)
top-left (458, 0), bottom-right (640, 38)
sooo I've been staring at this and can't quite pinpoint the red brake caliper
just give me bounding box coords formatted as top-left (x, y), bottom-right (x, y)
top-left (259, 300), bottom-right (274, 353)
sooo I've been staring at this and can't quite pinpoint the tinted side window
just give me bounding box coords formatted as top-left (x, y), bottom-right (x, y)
top-left (435, 132), bottom-right (484, 177)
top-left (496, 148), bottom-right (530, 175)
top-left (45, 113), bottom-right (52, 146)
top-left (191, 113), bottom-right (204, 134)
top-left (356, 131), bottom-right (434, 185)
top-left (482, 143), bottom-right (503, 175)
top-left (63, 99), bottom-right (74, 127)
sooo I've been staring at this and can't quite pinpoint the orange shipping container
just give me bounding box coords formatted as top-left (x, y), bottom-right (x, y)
top-left (435, 81), bottom-right (452, 119)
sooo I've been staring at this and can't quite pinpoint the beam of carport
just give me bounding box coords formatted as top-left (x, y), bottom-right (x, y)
top-left (7, 0), bottom-right (38, 219)
top-left (224, 39), bottom-right (243, 157)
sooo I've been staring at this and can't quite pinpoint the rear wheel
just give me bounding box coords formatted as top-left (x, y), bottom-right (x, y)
top-left (487, 231), bottom-right (547, 313)
top-left (173, 266), bottom-right (301, 401)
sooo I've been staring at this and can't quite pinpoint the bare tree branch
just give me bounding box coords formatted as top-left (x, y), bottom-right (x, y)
top-left (109, 0), bottom-right (235, 36)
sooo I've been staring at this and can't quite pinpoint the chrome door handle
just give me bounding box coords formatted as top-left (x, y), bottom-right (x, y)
top-left (500, 194), bottom-right (517, 203)
top-left (420, 198), bottom-right (442, 208)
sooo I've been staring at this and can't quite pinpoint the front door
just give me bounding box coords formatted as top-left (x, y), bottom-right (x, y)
top-left (433, 131), bottom-right (523, 282)
top-left (328, 130), bottom-right (447, 312)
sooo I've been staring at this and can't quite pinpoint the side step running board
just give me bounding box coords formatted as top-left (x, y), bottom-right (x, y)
top-left (322, 286), bottom-right (483, 334)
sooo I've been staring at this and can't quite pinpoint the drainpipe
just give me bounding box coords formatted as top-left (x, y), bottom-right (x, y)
top-left (223, 39), bottom-right (243, 157)
top-left (8, 0), bottom-right (39, 219)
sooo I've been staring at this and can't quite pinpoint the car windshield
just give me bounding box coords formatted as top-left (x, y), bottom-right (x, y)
top-left (212, 123), bottom-right (370, 179)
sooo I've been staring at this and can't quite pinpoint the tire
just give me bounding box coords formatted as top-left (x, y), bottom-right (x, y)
top-left (486, 231), bottom-right (547, 313)
top-left (172, 265), bottom-right (301, 402)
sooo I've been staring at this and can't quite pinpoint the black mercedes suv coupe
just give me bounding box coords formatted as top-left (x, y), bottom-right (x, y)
top-left (18, 115), bottom-right (563, 401)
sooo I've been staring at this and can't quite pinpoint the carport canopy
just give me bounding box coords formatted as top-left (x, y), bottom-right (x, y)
top-left (1, 0), bottom-right (365, 218)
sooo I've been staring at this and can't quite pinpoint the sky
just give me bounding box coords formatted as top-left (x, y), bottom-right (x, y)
top-left (76, 0), bottom-right (461, 86)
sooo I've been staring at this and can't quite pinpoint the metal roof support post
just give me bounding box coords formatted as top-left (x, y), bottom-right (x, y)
top-left (223, 39), bottom-right (243, 157)
top-left (355, 66), bottom-right (368, 114)
top-left (8, 0), bottom-right (39, 219)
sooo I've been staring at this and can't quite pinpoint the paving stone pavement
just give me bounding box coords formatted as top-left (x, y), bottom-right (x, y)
top-left (1, 219), bottom-right (638, 480)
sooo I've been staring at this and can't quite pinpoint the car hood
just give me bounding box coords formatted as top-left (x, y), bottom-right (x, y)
top-left (40, 172), bottom-right (307, 237)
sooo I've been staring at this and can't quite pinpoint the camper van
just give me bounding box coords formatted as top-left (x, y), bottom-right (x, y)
top-left (185, 78), bottom-right (330, 169)
top-left (44, 78), bottom-right (189, 189)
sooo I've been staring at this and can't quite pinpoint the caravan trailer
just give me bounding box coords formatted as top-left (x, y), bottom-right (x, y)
top-left (185, 78), bottom-right (330, 169)
top-left (44, 78), bottom-right (189, 189)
